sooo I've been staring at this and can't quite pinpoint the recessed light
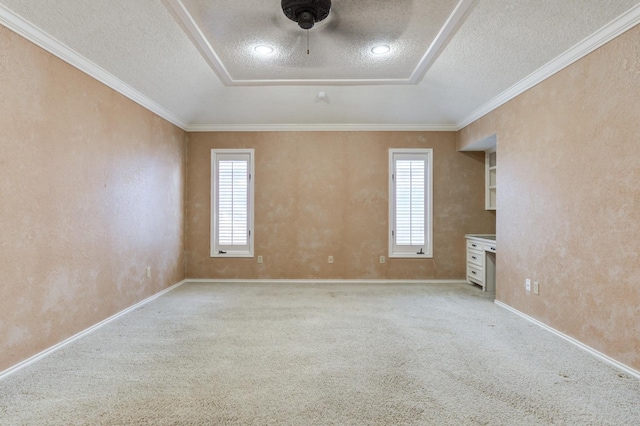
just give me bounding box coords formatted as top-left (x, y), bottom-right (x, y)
top-left (371, 45), bottom-right (391, 55)
top-left (255, 45), bottom-right (274, 55)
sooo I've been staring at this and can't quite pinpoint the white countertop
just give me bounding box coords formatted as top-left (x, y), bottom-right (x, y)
top-left (465, 234), bottom-right (496, 243)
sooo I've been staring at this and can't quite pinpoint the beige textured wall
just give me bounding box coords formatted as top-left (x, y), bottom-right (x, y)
top-left (0, 26), bottom-right (186, 372)
top-left (458, 26), bottom-right (640, 370)
top-left (186, 131), bottom-right (495, 279)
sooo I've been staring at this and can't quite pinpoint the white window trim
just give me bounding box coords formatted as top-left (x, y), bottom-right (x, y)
top-left (388, 148), bottom-right (433, 259)
top-left (210, 149), bottom-right (254, 258)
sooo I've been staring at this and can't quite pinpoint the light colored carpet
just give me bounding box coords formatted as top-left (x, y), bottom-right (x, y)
top-left (1, 282), bottom-right (639, 425)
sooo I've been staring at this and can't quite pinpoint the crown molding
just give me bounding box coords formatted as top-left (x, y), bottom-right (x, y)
top-left (186, 123), bottom-right (458, 132)
top-left (213, 78), bottom-right (414, 87)
top-left (163, 0), bottom-right (234, 86)
top-left (0, 4), bottom-right (188, 131)
top-left (6, 0), bottom-right (637, 134)
top-left (456, 4), bottom-right (640, 130)
top-left (165, 0), bottom-right (412, 87)
top-left (165, 0), bottom-right (471, 87)
top-left (409, 0), bottom-right (475, 84)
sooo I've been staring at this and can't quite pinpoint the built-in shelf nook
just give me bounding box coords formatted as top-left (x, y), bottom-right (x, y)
top-left (486, 148), bottom-right (496, 211)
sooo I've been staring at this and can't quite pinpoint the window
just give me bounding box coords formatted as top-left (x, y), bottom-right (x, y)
top-left (389, 149), bottom-right (433, 258)
top-left (211, 149), bottom-right (254, 257)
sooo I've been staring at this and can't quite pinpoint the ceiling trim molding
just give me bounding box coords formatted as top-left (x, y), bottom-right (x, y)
top-left (187, 123), bottom-right (458, 133)
top-left (215, 78), bottom-right (415, 87)
top-left (164, 0), bottom-right (472, 87)
top-left (163, 0), bottom-right (234, 85)
top-left (409, 0), bottom-right (476, 84)
top-left (164, 0), bottom-right (416, 86)
top-left (0, 4), bottom-right (188, 131)
top-left (455, 3), bottom-right (640, 131)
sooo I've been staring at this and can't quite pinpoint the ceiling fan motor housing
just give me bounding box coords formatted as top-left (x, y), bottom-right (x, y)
top-left (281, 0), bottom-right (331, 29)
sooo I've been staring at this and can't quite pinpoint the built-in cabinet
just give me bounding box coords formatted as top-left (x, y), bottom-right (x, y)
top-left (466, 235), bottom-right (496, 292)
top-left (485, 148), bottom-right (496, 210)
top-left (460, 136), bottom-right (497, 292)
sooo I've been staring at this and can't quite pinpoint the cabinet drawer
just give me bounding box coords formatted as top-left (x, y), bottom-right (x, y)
top-left (467, 249), bottom-right (483, 267)
top-left (467, 240), bottom-right (483, 251)
top-left (467, 265), bottom-right (484, 284)
top-left (484, 243), bottom-right (496, 253)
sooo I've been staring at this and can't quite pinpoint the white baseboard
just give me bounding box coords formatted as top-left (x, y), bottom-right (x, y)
top-left (0, 279), bottom-right (187, 381)
top-left (495, 300), bottom-right (640, 380)
top-left (185, 279), bottom-right (467, 285)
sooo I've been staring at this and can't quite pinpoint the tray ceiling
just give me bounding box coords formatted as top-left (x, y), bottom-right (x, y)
top-left (0, 0), bottom-right (639, 131)
top-left (167, 0), bottom-right (468, 84)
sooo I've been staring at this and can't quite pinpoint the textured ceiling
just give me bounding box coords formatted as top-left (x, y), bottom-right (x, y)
top-left (172, 0), bottom-right (462, 83)
top-left (0, 0), bottom-right (639, 131)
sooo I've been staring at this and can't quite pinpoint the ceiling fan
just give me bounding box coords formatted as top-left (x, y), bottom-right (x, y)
top-left (278, 0), bottom-right (410, 37)
top-left (281, 0), bottom-right (332, 30)
top-left (274, 0), bottom-right (411, 56)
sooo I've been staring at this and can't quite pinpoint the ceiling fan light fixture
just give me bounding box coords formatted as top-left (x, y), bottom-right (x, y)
top-left (254, 45), bottom-right (275, 55)
top-left (371, 45), bottom-right (391, 55)
top-left (281, 0), bottom-right (331, 30)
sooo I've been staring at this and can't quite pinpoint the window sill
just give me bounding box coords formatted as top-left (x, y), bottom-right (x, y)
top-left (389, 253), bottom-right (433, 259)
top-left (210, 253), bottom-right (254, 258)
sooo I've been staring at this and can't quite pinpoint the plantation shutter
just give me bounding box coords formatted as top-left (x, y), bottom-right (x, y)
top-left (390, 150), bottom-right (432, 257)
top-left (211, 150), bottom-right (254, 257)
top-left (218, 159), bottom-right (248, 247)
top-left (395, 159), bottom-right (425, 246)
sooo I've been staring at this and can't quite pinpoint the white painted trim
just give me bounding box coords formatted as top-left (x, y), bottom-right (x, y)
top-left (495, 300), bottom-right (640, 380)
top-left (388, 149), bottom-right (434, 259)
top-left (0, 280), bottom-right (188, 381)
top-left (186, 123), bottom-right (459, 133)
top-left (3, 0), bottom-right (638, 134)
top-left (164, 0), bottom-right (474, 88)
top-left (0, 4), bottom-right (188, 131)
top-left (184, 279), bottom-right (466, 285)
top-left (224, 78), bottom-right (414, 87)
top-left (210, 149), bottom-right (255, 258)
top-left (410, 0), bottom-right (476, 83)
top-left (163, 0), bottom-right (234, 86)
top-left (456, 4), bottom-right (640, 130)
top-left (164, 0), bottom-right (414, 87)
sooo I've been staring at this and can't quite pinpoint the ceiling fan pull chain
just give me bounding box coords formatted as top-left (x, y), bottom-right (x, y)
top-left (307, 29), bottom-right (310, 55)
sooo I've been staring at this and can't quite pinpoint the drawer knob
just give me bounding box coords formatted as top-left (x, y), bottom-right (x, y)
top-left (472, 271), bottom-right (476, 275)
top-left (472, 256), bottom-right (476, 259)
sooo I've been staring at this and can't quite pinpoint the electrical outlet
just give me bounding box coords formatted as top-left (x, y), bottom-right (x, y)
top-left (328, 256), bottom-right (334, 264)
top-left (380, 256), bottom-right (386, 264)
top-left (525, 278), bottom-right (531, 292)
top-left (257, 255), bottom-right (263, 264)
top-left (533, 281), bottom-right (539, 295)
top-left (146, 267), bottom-right (151, 278)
